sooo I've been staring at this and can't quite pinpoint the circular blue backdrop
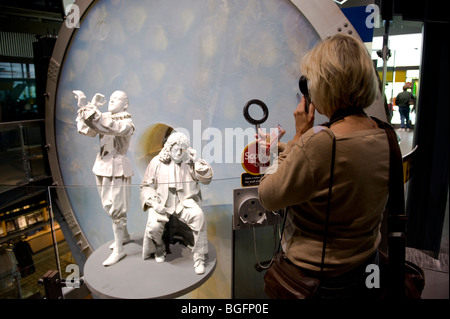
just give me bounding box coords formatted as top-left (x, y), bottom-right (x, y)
top-left (55, 0), bottom-right (319, 250)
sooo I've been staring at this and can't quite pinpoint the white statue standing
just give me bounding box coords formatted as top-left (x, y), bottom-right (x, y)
top-left (140, 132), bottom-right (213, 274)
top-left (74, 90), bottom-right (134, 266)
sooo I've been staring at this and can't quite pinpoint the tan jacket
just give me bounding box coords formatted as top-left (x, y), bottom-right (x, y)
top-left (259, 126), bottom-right (390, 276)
top-left (76, 107), bottom-right (134, 177)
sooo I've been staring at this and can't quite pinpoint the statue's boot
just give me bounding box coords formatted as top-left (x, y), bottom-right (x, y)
top-left (109, 221), bottom-right (130, 249)
top-left (142, 235), bottom-right (156, 260)
top-left (103, 222), bottom-right (126, 266)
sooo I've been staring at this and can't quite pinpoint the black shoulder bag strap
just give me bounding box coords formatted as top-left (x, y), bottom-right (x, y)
top-left (321, 130), bottom-right (336, 273)
top-left (371, 117), bottom-right (407, 299)
top-left (277, 128), bottom-right (336, 277)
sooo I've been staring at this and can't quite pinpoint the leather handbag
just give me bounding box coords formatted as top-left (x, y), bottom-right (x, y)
top-left (264, 252), bottom-right (320, 299)
top-left (378, 249), bottom-right (425, 299)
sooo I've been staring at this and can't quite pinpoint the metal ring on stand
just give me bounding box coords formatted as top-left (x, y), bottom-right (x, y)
top-left (243, 99), bottom-right (269, 125)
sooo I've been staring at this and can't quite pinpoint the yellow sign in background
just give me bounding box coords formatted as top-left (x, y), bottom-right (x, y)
top-left (378, 70), bottom-right (407, 82)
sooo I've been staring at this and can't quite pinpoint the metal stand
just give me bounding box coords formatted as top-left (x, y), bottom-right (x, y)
top-left (38, 270), bottom-right (84, 299)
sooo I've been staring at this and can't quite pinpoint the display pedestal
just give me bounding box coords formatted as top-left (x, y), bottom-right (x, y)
top-left (83, 233), bottom-right (216, 299)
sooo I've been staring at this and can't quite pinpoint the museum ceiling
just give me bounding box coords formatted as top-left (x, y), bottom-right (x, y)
top-left (0, 0), bottom-right (425, 38)
top-left (0, 0), bottom-right (64, 36)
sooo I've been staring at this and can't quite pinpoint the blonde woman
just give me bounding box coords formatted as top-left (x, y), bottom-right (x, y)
top-left (259, 34), bottom-right (388, 299)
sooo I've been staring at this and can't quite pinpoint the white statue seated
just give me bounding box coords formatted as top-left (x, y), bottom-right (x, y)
top-left (140, 132), bottom-right (213, 274)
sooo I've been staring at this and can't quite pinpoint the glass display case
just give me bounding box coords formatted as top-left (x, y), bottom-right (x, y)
top-left (47, 179), bottom-right (237, 298)
top-left (46, 178), bottom-right (286, 299)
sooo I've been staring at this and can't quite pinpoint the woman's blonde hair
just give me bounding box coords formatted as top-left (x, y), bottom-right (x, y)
top-left (301, 34), bottom-right (379, 117)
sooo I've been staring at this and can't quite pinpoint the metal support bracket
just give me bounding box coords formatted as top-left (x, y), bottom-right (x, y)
top-left (233, 187), bottom-right (281, 230)
top-left (38, 270), bottom-right (85, 299)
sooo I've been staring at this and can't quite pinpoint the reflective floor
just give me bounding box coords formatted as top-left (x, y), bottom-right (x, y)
top-left (396, 128), bottom-right (415, 156)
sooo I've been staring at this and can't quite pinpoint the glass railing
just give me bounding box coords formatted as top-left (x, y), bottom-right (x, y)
top-left (0, 119), bottom-right (50, 193)
top-left (44, 177), bottom-right (279, 299)
top-left (48, 180), bottom-right (236, 299)
top-left (0, 185), bottom-right (57, 299)
top-left (0, 177), bottom-right (282, 299)
top-left (0, 120), bottom-right (53, 299)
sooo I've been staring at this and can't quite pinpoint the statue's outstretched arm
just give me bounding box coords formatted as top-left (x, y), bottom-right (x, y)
top-left (90, 93), bottom-right (106, 108)
top-left (73, 90), bottom-right (87, 107)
